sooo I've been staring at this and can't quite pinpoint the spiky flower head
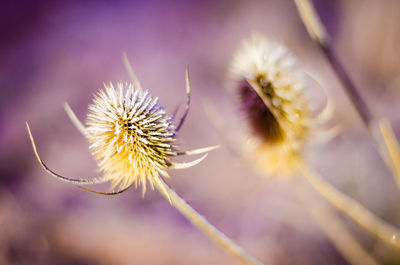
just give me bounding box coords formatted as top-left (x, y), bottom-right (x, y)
top-left (26, 68), bottom-right (215, 197)
top-left (86, 82), bottom-right (175, 193)
top-left (230, 34), bottom-right (312, 175)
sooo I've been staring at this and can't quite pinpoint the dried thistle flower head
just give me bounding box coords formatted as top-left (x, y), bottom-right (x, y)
top-left (86, 82), bottom-right (176, 193)
top-left (230, 34), bottom-right (313, 175)
top-left (27, 68), bottom-right (217, 197)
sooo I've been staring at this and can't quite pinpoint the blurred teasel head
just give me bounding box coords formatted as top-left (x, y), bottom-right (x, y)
top-left (230, 34), bottom-right (314, 175)
top-left (27, 67), bottom-right (217, 198)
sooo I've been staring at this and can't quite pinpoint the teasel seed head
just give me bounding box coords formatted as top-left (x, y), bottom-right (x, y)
top-left (230, 34), bottom-right (312, 175)
top-left (86, 82), bottom-right (177, 193)
top-left (27, 67), bottom-right (217, 198)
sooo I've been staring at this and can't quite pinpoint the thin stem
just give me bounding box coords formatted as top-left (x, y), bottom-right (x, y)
top-left (205, 96), bottom-right (380, 261)
top-left (294, 0), bottom-right (400, 190)
top-left (293, 0), bottom-right (327, 45)
top-left (154, 179), bottom-right (265, 265)
top-left (379, 119), bottom-right (400, 189)
top-left (295, 178), bottom-right (380, 265)
top-left (318, 44), bottom-right (372, 125)
top-left (297, 161), bottom-right (400, 250)
top-left (294, 0), bottom-right (371, 126)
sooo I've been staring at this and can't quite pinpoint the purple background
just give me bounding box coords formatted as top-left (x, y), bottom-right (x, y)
top-left (1, 0), bottom-right (400, 264)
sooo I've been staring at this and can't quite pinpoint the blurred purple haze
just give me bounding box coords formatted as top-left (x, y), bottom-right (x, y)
top-left (0, 0), bottom-right (400, 264)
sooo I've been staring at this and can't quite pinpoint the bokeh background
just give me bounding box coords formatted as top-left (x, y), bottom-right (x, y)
top-left (1, 0), bottom-right (400, 264)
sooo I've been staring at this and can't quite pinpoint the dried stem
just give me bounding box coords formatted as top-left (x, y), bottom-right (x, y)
top-left (295, 178), bottom-right (380, 265)
top-left (317, 44), bottom-right (372, 125)
top-left (297, 161), bottom-right (400, 250)
top-left (204, 98), bottom-right (381, 263)
top-left (154, 179), bottom-right (265, 265)
top-left (294, 0), bottom-right (371, 124)
top-left (294, 0), bottom-right (400, 190)
top-left (379, 120), bottom-right (400, 189)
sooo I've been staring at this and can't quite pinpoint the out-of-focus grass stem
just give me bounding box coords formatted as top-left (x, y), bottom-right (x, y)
top-left (379, 120), bottom-right (400, 189)
top-left (297, 161), bottom-right (400, 250)
top-left (295, 178), bottom-right (380, 265)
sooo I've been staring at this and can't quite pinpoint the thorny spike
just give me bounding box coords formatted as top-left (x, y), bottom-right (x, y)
top-left (64, 102), bottom-right (87, 136)
top-left (171, 103), bottom-right (181, 121)
top-left (185, 66), bottom-right (191, 95)
top-left (175, 66), bottom-right (191, 132)
top-left (122, 52), bottom-right (142, 90)
top-left (26, 122), bottom-right (107, 185)
top-left (176, 145), bottom-right (220, 156)
top-left (169, 153), bottom-right (208, 169)
top-left (78, 184), bottom-right (132, 195)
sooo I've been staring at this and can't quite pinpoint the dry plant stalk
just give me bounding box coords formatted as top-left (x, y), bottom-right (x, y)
top-left (379, 119), bottom-right (400, 188)
top-left (206, 103), bottom-right (381, 265)
top-left (207, 112), bottom-right (381, 265)
top-left (297, 162), bottom-right (400, 249)
top-left (155, 180), bottom-right (264, 265)
top-left (26, 60), bottom-right (264, 265)
top-left (294, 0), bottom-right (400, 189)
top-left (294, 179), bottom-right (380, 265)
top-left (293, 0), bottom-right (371, 124)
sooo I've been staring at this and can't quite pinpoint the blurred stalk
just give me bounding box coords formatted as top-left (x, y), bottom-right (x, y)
top-left (205, 99), bottom-right (384, 263)
top-left (293, 0), bottom-right (371, 124)
top-left (297, 161), bottom-right (400, 250)
top-left (155, 179), bottom-right (265, 265)
top-left (379, 119), bottom-right (400, 188)
top-left (295, 178), bottom-right (380, 265)
top-left (294, 0), bottom-right (400, 189)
